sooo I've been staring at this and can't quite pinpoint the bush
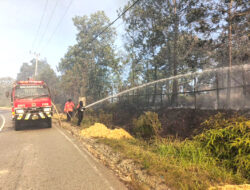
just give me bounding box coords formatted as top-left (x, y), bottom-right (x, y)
top-left (133, 111), bottom-right (161, 139)
top-left (79, 108), bottom-right (98, 127)
top-left (201, 112), bottom-right (247, 130)
top-left (98, 109), bottom-right (113, 127)
top-left (195, 113), bottom-right (250, 179)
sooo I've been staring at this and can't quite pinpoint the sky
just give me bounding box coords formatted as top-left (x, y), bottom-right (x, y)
top-left (0, 0), bottom-right (128, 79)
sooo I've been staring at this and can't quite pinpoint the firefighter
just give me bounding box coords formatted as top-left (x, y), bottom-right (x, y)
top-left (76, 101), bottom-right (85, 126)
top-left (64, 99), bottom-right (75, 121)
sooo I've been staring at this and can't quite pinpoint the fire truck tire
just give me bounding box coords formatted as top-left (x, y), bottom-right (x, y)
top-left (15, 120), bottom-right (22, 131)
top-left (47, 118), bottom-right (52, 128)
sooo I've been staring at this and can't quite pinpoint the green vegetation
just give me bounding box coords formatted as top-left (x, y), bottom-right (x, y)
top-left (121, 0), bottom-right (249, 106)
top-left (97, 109), bottom-right (113, 127)
top-left (195, 113), bottom-right (250, 179)
top-left (98, 113), bottom-right (250, 190)
top-left (58, 11), bottom-right (121, 104)
top-left (0, 77), bottom-right (14, 107)
top-left (133, 111), bottom-right (161, 139)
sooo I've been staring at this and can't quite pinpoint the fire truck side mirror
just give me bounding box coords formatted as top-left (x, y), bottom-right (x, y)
top-left (5, 91), bottom-right (9, 98)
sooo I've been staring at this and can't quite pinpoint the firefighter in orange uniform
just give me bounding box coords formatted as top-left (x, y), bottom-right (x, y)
top-left (64, 99), bottom-right (75, 121)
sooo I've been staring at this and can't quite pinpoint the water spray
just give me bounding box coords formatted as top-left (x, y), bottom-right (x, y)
top-left (85, 64), bottom-right (250, 109)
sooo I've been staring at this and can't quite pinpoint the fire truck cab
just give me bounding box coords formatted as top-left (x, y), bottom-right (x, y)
top-left (10, 80), bottom-right (53, 130)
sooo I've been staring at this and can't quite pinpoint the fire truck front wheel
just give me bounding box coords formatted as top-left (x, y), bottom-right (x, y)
top-left (15, 120), bottom-right (22, 131)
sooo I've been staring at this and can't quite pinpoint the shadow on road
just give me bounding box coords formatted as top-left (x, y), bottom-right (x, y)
top-left (14, 120), bottom-right (52, 131)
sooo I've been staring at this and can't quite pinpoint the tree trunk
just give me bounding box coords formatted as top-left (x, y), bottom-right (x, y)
top-left (242, 66), bottom-right (246, 108)
top-left (152, 65), bottom-right (157, 105)
top-left (226, 0), bottom-right (232, 109)
top-left (160, 85), bottom-right (163, 107)
top-left (171, 0), bottom-right (178, 106)
top-left (146, 62), bottom-right (150, 107)
top-left (216, 72), bottom-right (220, 109)
top-left (132, 60), bottom-right (135, 103)
top-left (194, 77), bottom-right (197, 109)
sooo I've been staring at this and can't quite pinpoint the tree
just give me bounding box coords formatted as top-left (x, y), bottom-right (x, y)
top-left (36, 64), bottom-right (60, 103)
top-left (58, 11), bottom-right (121, 104)
top-left (0, 77), bottom-right (15, 106)
top-left (121, 0), bottom-right (211, 106)
top-left (200, 0), bottom-right (250, 107)
top-left (17, 58), bottom-right (52, 80)
top-left (16, 59), bottom-right (59, 103)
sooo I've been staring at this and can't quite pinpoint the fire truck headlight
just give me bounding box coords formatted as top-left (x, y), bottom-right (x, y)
top-left (15, 109), bottom-right (24, 114)
top-left (43, 107), bottom-right (51, 112)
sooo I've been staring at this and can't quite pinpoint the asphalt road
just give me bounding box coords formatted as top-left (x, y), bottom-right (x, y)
top-left (0, 109), bottom-right (127, 190)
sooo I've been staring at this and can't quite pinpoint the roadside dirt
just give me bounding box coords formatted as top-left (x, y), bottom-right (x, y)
top-left (53, 120), bottom-right (170, 190)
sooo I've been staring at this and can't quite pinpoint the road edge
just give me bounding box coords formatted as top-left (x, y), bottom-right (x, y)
top-left (52, 119), bottom-right (169, 190)
top-left (0, 107), bottom-right (11, 111)
top-left (54, 125), bottom-right (116, 190)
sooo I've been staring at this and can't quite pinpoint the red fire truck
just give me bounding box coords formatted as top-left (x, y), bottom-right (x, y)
top-left (9, 80), bottom-right (53, 130)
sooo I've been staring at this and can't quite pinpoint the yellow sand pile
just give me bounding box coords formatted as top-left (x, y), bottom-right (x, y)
top-left (81, 123), bottom-right (133, 139)
top-left (53, 113), bottom-right (66, 120)
top-left (209, 184), bottom-right (250, 190)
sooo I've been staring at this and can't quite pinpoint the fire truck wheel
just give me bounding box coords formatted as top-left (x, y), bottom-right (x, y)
top-left (15, 120), bottom-right (22, 131)
top-left (47, 118), bottom-right (52, 128)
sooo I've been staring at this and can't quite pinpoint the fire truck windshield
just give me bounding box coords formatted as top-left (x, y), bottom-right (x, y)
top-left (15, 85), bottom-right (49, 99)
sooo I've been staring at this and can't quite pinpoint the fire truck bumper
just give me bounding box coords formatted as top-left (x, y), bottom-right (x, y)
top-left (14, 108), bottom-right (52, 121)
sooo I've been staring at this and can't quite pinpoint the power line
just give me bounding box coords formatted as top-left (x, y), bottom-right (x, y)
top-left (114, 20), bottom-right (124, 31)
top-left (40, 0), bottom-right (74, 53)
top-left (36, 0), bottom-right (60, 51)
top-left (41, 0), bottom-right (140, 53)
top-left (31, 0), bottom-right (49, 51)
top-left (87, 0), bottom-right (141, 45)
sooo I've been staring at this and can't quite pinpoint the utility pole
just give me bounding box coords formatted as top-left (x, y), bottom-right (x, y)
top-left (30, 51), bottom-right (40, 79)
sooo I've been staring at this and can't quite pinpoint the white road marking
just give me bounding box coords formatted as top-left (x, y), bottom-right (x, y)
top-left (54, 126), bottom-right (115, 190)
top-left (0, 114), bottom-right (6, 132)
